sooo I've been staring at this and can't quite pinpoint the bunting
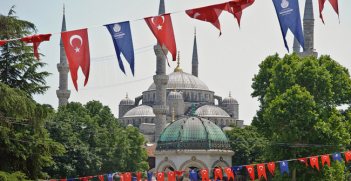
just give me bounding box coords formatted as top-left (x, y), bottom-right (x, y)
top-left (231, 166), bottom-right (242, 175)
top-left (214, 168), bottom-right (222, 181)
top-left (174, 171), bottom-right (186, 181)
top-left (298, 158), bottom-right (308, 166)
top-left (119, 174), bottom-right (124, 181)
top-left (321, 155), bottom-right (330, 167)
top-left (224, 167), bottom-right (235, 181)
top-left (98, 175), bottom-right (105, 181)
top-left (107, 173), bottom-right (114, 181)
top-left (79, 176), bottom-right (94, 181)
top-left (246, 165), bottom-right (255, 180)
top-left (318, 0), bottom-right (339, 24)
top-left (0, 40), bottom-right (7, 46)
top-left (345, 151), bottom-right (351, 162)
top-left (124, 172), bottom-right (132, 181)
top-left (267, 162), bottom-right (275, 176)
top-left (189, 170), bottom-right (197, 181)
top-left (200, 169), bottom-right (209, 181)
top-left (279, 161), bottom-right (289, 176)
top-left (136, 172), bottom-right (142, 181)
top-left (147, 172), bottom-right (153, 181)
top-left (21, 34), bottom-right (52, 61)
top-left (333, 153), bottom-right (342, 163)
top-left (225, 0), bottom-right (255, 27)
top-left (168, 171), bottom-right (176, 181)
top-left (310, 156), bottom-right (320, 171)
top-left (257, 164), bottom-right (267, 180)
top-left (157, 172), bottom-right (165, 181)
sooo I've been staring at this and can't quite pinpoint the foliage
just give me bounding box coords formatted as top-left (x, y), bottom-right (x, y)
top-left (251, 53), bottom-right (351, 180)
top-left (0, 83), bottom-right (66, 180)
top-left (44, 101), bottom-right (149, 179)
top-left (0, 171), bottom-right (29, 181)
top-left (0, 6), bottom-right (51, 97)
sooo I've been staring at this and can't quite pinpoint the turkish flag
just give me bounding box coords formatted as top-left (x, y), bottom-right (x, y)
top-left (59, 179), bottom-right (66, 181)
top-left (318, 0), bottom-right (339, 24)
top-left (78, 176), bottom-right (94, 181)
top-left (119, 174), bottom-right (125, 181)
top-left (136, 172), bottom-right (142, 181)
top-left (345, 151), bottom-right (351, 162)
top-left (174, 171), bottom-right (186, 181)
top-left (168, 171), bottom-right (176, 181)
top-left (267, 162), bottom-right (275, 176)
top-left (256, 164), bottom-right (266, 180)
top-left (310, 156), bottom-right (320, 171)
top-left (186, 3), bottom-right (226, 36)
top-left (21, 34), bottom-right (51, 61)
top-left (298, 158), bottom-right (308, 166)
top-left (224, 0), bottom-right (255, 28)
top-left (214, 168), bottom-right (222, 181)
top-left (321, 155), bottom-right (330, 167)
top-left (246, 165), bottom-right (255, 180)
top-left (145, 14), bottom-right (177, 64)
top-left (200, 169), bottom-right (209, 181)
top-left (124, 172), bottom-right (132, 181)
top-left (0, 40), bottom-right (7, 46)
top-left (61, 29), bottom-right (90, 91)
top-left (224, 167), bottom-right (234, 181)
top-left (157, 172), bottom-right (165, 181)
top-left (97, 175), bottom-right (104, 181)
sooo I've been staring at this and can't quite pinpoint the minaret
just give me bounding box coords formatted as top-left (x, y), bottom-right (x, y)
top-left (153, 0), bottom-right (169, 142)
top-left (293, 37), bottom-right (300, 53)
top-left (56, 4), bottom-right (71, 106)
top-left (192, 29), bottom-right (199, 77)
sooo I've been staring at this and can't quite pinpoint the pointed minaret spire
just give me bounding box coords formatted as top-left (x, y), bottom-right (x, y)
top-left (192, 28), bottom-right (199, 77)
top-left (299, 0), bottom-right (318, 57)
top-left (158, 0), bottom-right (165, 15)
top-left (303, 0), bottom-right (314, 20)
top-left (57, 4), bottom-right (71, 107)
top-left (293, 37), bottom-right (300, 53)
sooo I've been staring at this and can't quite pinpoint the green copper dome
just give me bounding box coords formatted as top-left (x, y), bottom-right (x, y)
top-left (156, 117), bottom-right (231, 151)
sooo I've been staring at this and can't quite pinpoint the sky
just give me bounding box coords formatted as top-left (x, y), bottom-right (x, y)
top-left (1, 0), bottom-right (351, 125)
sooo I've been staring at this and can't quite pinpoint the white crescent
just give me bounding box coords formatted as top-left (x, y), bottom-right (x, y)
top-left (151, 16), bottom-right (165, 25)
top-left (259, 166), bottom-right (263, 170)
top-left (194, 12), bottom-right (201, 19)
top-left (248, 168), bottom-right (252, 172)
top-left (312, 158), bottom-right (316, 162)
top-left (70, 35), bottom-right (83, 47)
top-left (158, 173), bottom-right (163, 177)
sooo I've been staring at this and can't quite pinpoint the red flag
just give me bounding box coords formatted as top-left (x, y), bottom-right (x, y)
top-left (200, 169), bottom-right (209, 181)
top-left (310, 156), bottom-right (320, 171)
top-left (98, 175), bottom-right (104, 181)
top-left (59, 179), bottom-right (66, 181)
top-left (257, 164), bottom-right (267, 180)
top-left (298, 158), bottom-right (308, 166)
top-left (318, 0), bottom-right (339, 24)
top-left (157, 172), bottom-right (165, 181)
top-left (124, 172), bottom-right (132, 181)
top-left (21, 34), bottom-right (51, 61)
top-left (168, 171), bottom-right (176, 181)
top-left (136, 172), bottom-right (142, 181)
top-left (61, 29), bottom-right (90, 91)
top-left (79, 176), bottom-right (94, 181)
top-left (144, 14), bottom-right (177, 64)
top-left (224, 167), bottom-right (235, 181)
top-left (0, 40), bottom-right (7, 46)
top-left (321, 155), bottom-right (330, 167)
top-left (224, 0), bottom-right (255, 28)
top-left (345, 151), bottom-right (351, 162)
top-left (214, 168), bottom-right (222, 181)
top-left (174, 171), bottom-right (186, 181)
top-left (119, 174), bottom-right (125, 181)
top-left (186, 3), bottom-right (226, 35)
top-left (267, 162), bottom-right (275, 176)
top-left (246, 165), bottom-right (255, 180)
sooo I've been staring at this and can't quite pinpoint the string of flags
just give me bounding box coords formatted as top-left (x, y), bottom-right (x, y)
top-left (42, 150), bottom-right (351, 181)
top-left (0, 0), bottom-right (340, 91)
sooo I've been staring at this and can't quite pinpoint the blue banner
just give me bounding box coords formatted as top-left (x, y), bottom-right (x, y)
top-left (272, 0), bottom-right (305, 52)
top-left (67, 179), bottom-right (75, 181)
top-left (333, 153), bottom-right (342, 163)
top-left (279, 161), bottom-right (289, 176)
top-left (189, 170), bottom-right (197, 181)
top-left (147, 172), bottom-right (153, 181)
top-left (105, 21), bottom-right (135, 76)
top-left (107, 173), bottom-right (114, 181)
top-left (231, 166), bottom-right (242, 175)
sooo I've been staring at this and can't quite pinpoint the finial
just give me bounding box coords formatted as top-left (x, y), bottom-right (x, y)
top-left (126, 92), bottom-right (128, 98)
top-left (194, 27), bottom-right (196, 35)
top-left (190, 103), bottom-right (197, 117)
top-left (174, 51), bottom-right (183, 72)
top-left (63, 4), bottom-right (65, 14)
top-left (174, 86), bottom-right (176, 92)
top-left (172, 107), bottom-right (175, 122)
top-left (229, 91), bottom-right (231, 97)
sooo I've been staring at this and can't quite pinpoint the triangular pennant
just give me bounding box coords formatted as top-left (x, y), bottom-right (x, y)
top-left (345, 151), bottom-right (351, 162)
top-left (298, 158), bottom-right (308, 166)
top-left (224, 167), bottom-right (235, 181)
top-left (321, 155), bottom-right (330, 167)
top-left (147, 172), bottom-right (153, 181)
top-left (200, 169), bottom-right (209, 181)
top-left (257, 164), bottom-right (267, 180)
top-left (168, 171), bottom-right (176, 181)
top-left (214, 168), bottom-right (222, 181)
top-left (231, 166), bottom-right (242, 175)
top-left (79, 176), bottom-right (94, 181)
top-left (156, 172), bottom-right (165, 181)
top-left (246, 165), bottom-right (255, 180)
top-left (136, 172), bottom-right (142, 181)
top-left (279, 161), bottom-right (289, 176)
top-left (174, 171), bottom-right (186, 181)
top-left (267, 162), bottom-right (275, 176)
top-left (0, 40), bottom-right (7, 46)
top-left (98, 175), bottom-right (104, 181)
top-left (310, 157), bottom-right (320, 171)
top-left (189, 170), bottom-right (197, 181)
top-left (107, 173), bottom-right (114, 181)
top-left (21, 34), bottom-right (52, 61)
top-left (124, 172), bottom-right (132, 181)
top-left (333, 153), bottom-right (342, 163)
top-left (318, 0), bottom-right (339, 24)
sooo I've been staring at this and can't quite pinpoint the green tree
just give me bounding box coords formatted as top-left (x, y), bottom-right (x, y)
top-left (0, 6), bottom-right (50, 97)
top-left (44, 101), bottom-right (149, 179)
top-left (0, 83), bottom-right (66, 180)
top-left (251, 53), bottom-right (351, 180)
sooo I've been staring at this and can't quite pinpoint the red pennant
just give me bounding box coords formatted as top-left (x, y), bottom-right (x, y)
top-left (345, 151), bottom-right (351, 162)
top-left (186, 3), bottom-right (226, 36)
top-left (168, 171), bottom-right (176, 181)
top-left (21, 34), bottom-right (51, 61)
top-left (310, 156), bottom-right (320, 171)
top-left (224, 167), bottom-right (235, 181)
top-left (214, 168), bottom-right (223, 181)
top-left (119, 174), bottom-right (125, 181)
top-left (174, 171), bottom-right (186, 181)
top-left (321, 155), bottom-right (330, 167)
top-left (61, 29), bottom-right (90, 91)
top-left (257, 164), bottom-right (267, 180)
top-left (59, 179), bottom-right (66, 181)
top-left (136, 172), bottom-right (142, 181)
top-left (157, 172), bottom-right (165, 181)
top-left (246, 165), bottom-right (255, 180)
top-left (267, 162), bottom-right (275, 176)
top-left (318, 0), bottom-right (339, 24)
top-left (298, 158), bottom-right (308, 166)
top-left (98, 175), bottom-right (104, 181)
top-left (0, 40), bottom-right (7, 46)
top-left (79, 176), bottom-right (94, 181)
top-left (124, 172), bottom-right (132, 181)
top-left (144, 14), bottom-right (177, 65)
top-left (224, 0), bottom-right (255, 28)
top-left (200, 169), bottom-right (210, 181)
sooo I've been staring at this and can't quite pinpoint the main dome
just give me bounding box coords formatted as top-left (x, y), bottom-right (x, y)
top-left (156, 117), bottom-right (231, 151)
top-left (148, 72), bottom-right (209, 91)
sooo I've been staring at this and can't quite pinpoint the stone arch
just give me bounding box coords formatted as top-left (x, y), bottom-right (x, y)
top-left (156, 159), bottom-right (177, 172)
top-left (179, 159), bottom-right (208, 171)
top-left (221, 119), bottom-right (224, 125)
top-left (211, 160), bottom-right (230, 169)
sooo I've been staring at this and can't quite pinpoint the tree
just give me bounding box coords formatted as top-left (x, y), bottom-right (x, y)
top-left (0, 83), bottom-right (66, 180)
top-left (44, 101), bottom-right (149, 179)
top-left (0, 6), bottom-right (50, 97)
top-left (251, 53), bottom-right (351, 180)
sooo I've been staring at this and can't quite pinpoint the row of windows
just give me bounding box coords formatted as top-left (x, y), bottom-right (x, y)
top-left (120, 118), bottom-right (237, 126)
top-left (143, 91), bottom-right (214, 103)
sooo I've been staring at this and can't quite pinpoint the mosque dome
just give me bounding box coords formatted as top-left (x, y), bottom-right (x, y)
top-left (119, 94), bottom-right (135, 105)
top-left (195, 105), bottom-right (230, 118)
top-left (123, 105), bottom-right (155, 118)
top-left (222, 92), bottom-right (238, 104)
top-left (167, 90), bottom-right (183, 100)
top-left (156, 117), bottom-right (231, 150)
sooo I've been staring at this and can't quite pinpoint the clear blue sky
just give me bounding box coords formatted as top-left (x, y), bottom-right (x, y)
top-left (1, 0), bottom-right (350, 125)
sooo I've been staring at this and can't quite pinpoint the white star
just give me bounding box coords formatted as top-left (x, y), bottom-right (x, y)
top-left (157, 25), bottom-right (162, 30)
top-left (75, 47), bottom-right (80, 52)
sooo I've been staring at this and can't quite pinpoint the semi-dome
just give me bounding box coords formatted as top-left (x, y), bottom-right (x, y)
top-left (123, 105), bottom-right (155, 118)
top-left (148, 72), bottom-right (209, 91)
top-left (156, 117), bottom-right (231, 150)
top-left (119, 94), bottom-right (135, 105)
top-left (196, 105), bottom-right (230, 117)
top-left (167, 90), bottom-right (183, 99)
top-left (222, 93), bottom-right (238, 104)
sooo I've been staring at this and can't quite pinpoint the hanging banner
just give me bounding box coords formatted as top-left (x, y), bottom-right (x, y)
top-left (224, 167), bottom-right (235, 181)
top-left (200, 169), bottom-right (209, 181)
top-left (279, 161), bottom-right (289, 176)
top-left (321, 155), bottom-right (330, 167)
top-left (246, 165), bottom-right (255, 180)
top-left (267, 162), bottom-right (275, 176)
top-left (225, 0), bottom-right (255, 27)
top-left (189, 170), bottom-right (197, 181)
top-left (257, 164), bottom-right (267, 180)
top-left (98, 175), bottom-right (105, 181)
top-left (231, 166), bottom-right (242, 175)
top-left (310, 157), bottom-right (320, 171)
top-left (147, 172), bottom-right (153, 181)
top-left (0, 40), bottom-right (7, 46)
top-left (21, 34), bottom-right (52, 61)
top-left (156, 172), bottom-right (165, 181)
top-left (318, 0), bottom-right (339, 23)
top-left (333, 153), bottom-right (342, 163)
top-left (214, 168), bottom-right (223, 181)
top-left (168, 171), bottom-right (176, 181)
top-left (298, 158), bottom-right (308, 166)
